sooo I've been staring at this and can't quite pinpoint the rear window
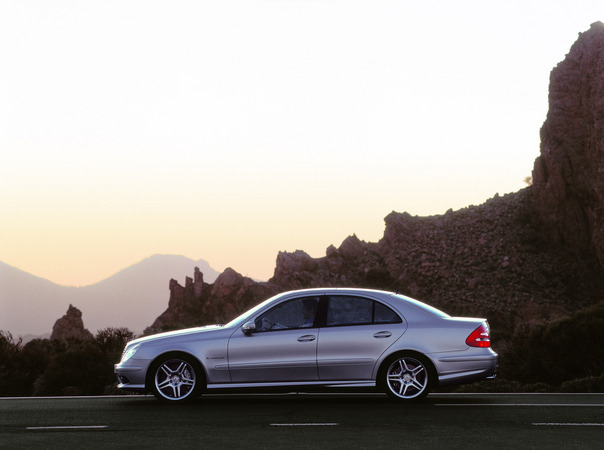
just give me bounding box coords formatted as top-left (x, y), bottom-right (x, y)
top-left (392, 294), bottom-right (450, 318)
top-left (327, 296), bottom-right (402, 326)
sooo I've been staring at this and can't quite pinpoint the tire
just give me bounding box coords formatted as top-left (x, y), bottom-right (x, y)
top-left (380, 353), bottom-right (433, 402)
top-left (147, 353), bottom-right (204, 403)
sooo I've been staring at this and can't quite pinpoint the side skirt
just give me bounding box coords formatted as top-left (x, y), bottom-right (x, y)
top-left (206, 380), bottom-right (376, 391)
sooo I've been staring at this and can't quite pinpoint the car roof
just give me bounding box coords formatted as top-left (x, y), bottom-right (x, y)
top-left (279, 288), bottom-right (450, 318)
top-left (279, 287), bottom-right (392, 297)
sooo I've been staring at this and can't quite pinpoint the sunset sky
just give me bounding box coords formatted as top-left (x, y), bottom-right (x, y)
top-left (1, 1), bottom-right (602, 287)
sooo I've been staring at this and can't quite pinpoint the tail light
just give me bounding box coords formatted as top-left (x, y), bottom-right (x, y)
top-left (466, 323), bottom-right (491, 348)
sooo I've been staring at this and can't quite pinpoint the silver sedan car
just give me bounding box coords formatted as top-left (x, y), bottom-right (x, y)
top-left (115, 288), bottom-right (497, 402)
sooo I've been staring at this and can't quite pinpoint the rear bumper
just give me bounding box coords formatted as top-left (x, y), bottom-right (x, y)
top-left (434, 348), bottom-right (498, 387)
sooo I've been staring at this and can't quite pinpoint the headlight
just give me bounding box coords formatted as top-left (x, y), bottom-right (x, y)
top-left (121, 343), bottom-right (140, 363)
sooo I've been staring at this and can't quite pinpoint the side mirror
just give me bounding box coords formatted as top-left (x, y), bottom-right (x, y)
top-left (241, 321), bottom-right (256, 335)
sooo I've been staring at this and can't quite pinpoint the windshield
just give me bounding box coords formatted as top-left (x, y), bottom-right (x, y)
top-left (224, 292), bottom-right (286, 327)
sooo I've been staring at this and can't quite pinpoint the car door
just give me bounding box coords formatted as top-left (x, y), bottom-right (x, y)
top-left (227, 296), bottom-right (320, 383)
top-left (317, 295), bottom-right (406, 381)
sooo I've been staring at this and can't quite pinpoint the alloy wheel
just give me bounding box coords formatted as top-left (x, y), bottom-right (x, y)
top-left (154, 358), bottom-right (197, 401)
top-left (385, 356), bottom-right (429, 400)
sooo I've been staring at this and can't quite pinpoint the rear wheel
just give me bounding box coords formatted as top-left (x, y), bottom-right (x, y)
top-left (381, 353), bottom-right (432, 401)
top-left (148, 353), bottom-right (204, 403)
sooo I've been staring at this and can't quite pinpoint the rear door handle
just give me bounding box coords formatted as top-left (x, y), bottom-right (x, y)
top-left (373, 331), bottom-right (392, 339)
top-left (297, 335), bottom-right (316, 342)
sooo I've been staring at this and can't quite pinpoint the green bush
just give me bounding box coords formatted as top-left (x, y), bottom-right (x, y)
top-left (95, 327), bottom-right (136, 364)
top-left (33, 339), bottom-right (108, 396)
top-left (0, 331), bottom-right (23, 396)
top-left (505, 302), bottom-right (604, 386)
top-left (559, 375), bottom-right (604, 393)
top-left (0, 328), bottom-right (136, 397)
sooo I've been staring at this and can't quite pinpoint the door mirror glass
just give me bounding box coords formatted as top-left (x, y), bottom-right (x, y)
top-left (241, 321), bottom-right (256, 334)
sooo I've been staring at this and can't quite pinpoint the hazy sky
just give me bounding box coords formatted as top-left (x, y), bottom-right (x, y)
top-left (1, 1), bottom-right (602, 286)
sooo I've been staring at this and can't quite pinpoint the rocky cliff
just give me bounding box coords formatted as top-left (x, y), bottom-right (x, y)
top-left (148, 23), bottom-right (604, 348)
top-left (50, 304), bottom-right (93, 341)
top-left (148, 267), bottom-right (278, 332)
top-left (533, 21), bottom-right (604, 269)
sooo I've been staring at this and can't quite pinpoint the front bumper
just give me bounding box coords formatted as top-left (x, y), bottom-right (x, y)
top-left (114, 362), bottom-right (147, 392)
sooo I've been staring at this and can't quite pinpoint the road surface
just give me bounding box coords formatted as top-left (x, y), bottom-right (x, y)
top-left (1, 393), bottom-right (603, 448)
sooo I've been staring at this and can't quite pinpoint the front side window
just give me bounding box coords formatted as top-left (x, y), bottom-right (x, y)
top-left (255, 297), bottom-right (320, 331)
top-left (327, 296), bottom-right (402, 326)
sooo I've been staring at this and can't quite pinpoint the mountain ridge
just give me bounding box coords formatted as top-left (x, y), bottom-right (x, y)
top-left (0, 254), bottom-right (220, 336)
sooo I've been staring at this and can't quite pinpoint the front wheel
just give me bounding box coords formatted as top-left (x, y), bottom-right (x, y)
top-left (381, 354), bottom-right (432, 401)
top-left (148, 353), bottom-right (204, 403)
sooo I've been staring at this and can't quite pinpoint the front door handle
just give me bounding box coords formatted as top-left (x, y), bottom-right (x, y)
top-left (373, 331), bottom-right (392, 339)
top-left (297, 335), bottom-right (316, 342)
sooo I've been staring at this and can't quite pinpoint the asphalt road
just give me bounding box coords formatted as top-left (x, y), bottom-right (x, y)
top-left (1, 393), bottom-right (603, 449)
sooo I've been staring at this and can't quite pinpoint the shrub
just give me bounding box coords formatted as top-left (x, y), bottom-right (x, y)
top-left (559, 375), bottom-right (604, 393)
top-left (33, 339), bottom-right (108, 396)
top-left (95, 327), bottom-right (136, 364)
top-left (0, 331), bottom-right (23, 396)
top-left (505, 302), bottom-right (604, 386)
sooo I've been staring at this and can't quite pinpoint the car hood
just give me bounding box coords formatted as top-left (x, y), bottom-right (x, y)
top-left (131, 325), bottom-right (225, 345)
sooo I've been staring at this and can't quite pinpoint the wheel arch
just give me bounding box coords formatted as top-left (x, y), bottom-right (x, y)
top-left (376, 349), bottom-right (438, 390)
top-left (144, 350), bottom-right (208, 393)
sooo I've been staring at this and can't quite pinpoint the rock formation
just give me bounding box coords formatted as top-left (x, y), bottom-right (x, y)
top-left (147, 267), bottom-right (278, 333)
top-left (50, 304), bottom-right (93, 341)
top-left (147, 22), bottom-right (604, 347)
top-left (148, 268), bottom-right (206, 331)
top-left (533, 21), bottom-right (604, 270)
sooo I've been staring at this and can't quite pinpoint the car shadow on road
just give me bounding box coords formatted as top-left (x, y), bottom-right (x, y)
top-left (114, 391), bottom-right (498, 409)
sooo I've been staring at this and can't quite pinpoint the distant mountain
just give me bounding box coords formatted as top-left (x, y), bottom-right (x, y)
top-left (0, 255), bottom-right (220, 337)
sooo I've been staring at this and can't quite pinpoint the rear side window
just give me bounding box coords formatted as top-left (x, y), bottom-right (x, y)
top-left (327, 296), bottom-right (402, 326)
top-left (374, 302), bottom-right (401, 323)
